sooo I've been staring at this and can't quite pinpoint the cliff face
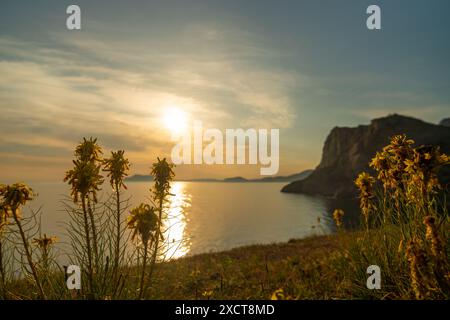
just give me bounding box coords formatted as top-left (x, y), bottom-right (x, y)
top-left (440, 118), bottom-right (450, 127)
top-left (281, 114), bottom-right (450, 198)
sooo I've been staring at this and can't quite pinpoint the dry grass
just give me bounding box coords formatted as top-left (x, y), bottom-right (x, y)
top-left (147, 235), bottom-right (347, 300)
top-left (1, 134), bottom-right (449, 300)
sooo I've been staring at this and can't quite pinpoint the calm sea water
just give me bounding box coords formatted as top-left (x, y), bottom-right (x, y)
top-left (27, 181), bottom-right (337, 259)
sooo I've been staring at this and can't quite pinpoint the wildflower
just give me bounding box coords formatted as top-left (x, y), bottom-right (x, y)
top-left (0, 183), bottom-right (34, 209)
top-left (355, 172), bottom-right (375, 229)
top-left (404, 146), bottom-right (449, 206)
top-left (103, 150), bottom-right (130, 191)
top-left (405, 240), bottom-right (434, 299)
top-left (369, 152), bottom-right (390, 187)
top-left (103, 150), bottom-right (131, 286)
top-left (370, 135), bottom-right (414, 194)
top-left (423, 216), bottom-right (444, 259)
top-left (128, 203), bottom-right (159, 299)
top-left (63, 138), bottom-right (104, 295)
top-left (148, 157), bottom-right (175, 281)
top-left (33, 234), bottom-right (57, 271)
top-left (65, 137), bottom-right (104, 203)
top-left (151, 157), bottom-right (175, 200)
top-left (75, 137), bottom-right (103, 163)
top-left (405, 240), bottom-right (425, 299)
top-left (439, 153), bottom-right (450, 164)
top-left (0, 183), bottom-right (45, 298)
top-left (202, 290), bottom-right (213, 299)
top-left (271, 288), bottom-right (285, 300)
top-left (64, 159), bottom-right (104, 204)
top-left (127, 204), bottom-right (158, 244)
top-left (355, 172), bottom-right (376, 197)
top-left (332, 209), bottom-right (344, 228)
top-left (33, 234), bottom-right (57, 250)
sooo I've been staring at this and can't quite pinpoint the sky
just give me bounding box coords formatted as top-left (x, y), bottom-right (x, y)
top-left (1, 0), bottom-right (449, 182)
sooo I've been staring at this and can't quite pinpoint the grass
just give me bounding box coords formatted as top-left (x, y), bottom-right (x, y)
top-left (5, 234), bottom-right (352, 300)
top-left (2, 219), bottom-right (449, 300)
top-left (147, 235), bottom-right (342, 300)
top-left (1, 134), bottom-right (449, 300)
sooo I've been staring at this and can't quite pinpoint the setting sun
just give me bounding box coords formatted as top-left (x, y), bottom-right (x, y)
top-left (163, 106), bottom-right (188, 134)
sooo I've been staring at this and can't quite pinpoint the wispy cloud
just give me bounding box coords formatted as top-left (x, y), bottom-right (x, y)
top-left (0, 23), bottom-right (300, 180)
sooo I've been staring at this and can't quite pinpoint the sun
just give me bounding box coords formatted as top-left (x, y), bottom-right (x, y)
top-left (163, 106), bottom-right (188, 134)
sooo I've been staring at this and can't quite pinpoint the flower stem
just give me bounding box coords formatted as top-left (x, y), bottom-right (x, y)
top-left (11, 207), bottom-right (46, 299)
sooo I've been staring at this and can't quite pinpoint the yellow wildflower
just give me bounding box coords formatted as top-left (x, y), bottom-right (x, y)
top-left (271, 288), bottom-right (285, 300)
top-left (127, 203), bottom-right (158, 243)
top-left (355, 172), bottom-right (376, 229)
top-left (332, 209), bottom-right (345, 228)
top-left (423, 216), bottom-right (444, 258)
top-left (33, 234), bottom-right (58, 250)
top-left (103, 150), bottom-right (130, 191)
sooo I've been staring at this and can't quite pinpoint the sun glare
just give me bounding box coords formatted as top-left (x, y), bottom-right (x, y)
top-left (163, 107), bottom-right (188, 134)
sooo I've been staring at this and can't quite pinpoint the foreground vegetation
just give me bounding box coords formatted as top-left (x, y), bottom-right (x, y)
top-left (0, 134), bottom-right (449, 299)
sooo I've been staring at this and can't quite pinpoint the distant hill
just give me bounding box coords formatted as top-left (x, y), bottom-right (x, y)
top-left (223, 176), bottom-right (248, 182)
top-left (256, 170), bottom-right (313, 182)
top-left (282, 114), bottom-right (450, 198)
top-left (125, 174), bottom-right (153, 182)
top-left (125, 175), bottom-right (219, 182)
top-left (222, 170), bottom-right (313, 182)
top-left (206, 170), bottom-right (313, 182)
top-left (126, 170), bottom-right (313, 183)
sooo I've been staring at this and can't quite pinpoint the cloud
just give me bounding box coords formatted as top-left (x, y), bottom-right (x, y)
top-left (0, 24), bottom-right (301, 180)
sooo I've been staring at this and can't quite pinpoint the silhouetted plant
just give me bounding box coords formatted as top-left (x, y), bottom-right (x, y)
top-left (75, 137), bottom-right (103, 163)
top-left (148, 157), bottom-right (175, 284)
top-left (346, 135), bottom-right (450, 299)
top-left (355, 172), bottom-right (376, 230)
top-left (332, 209), bottom-right (344, 230)
top-left (103, 150), bottom-right (130, 289)
top-left (75, 138), bottom-right (103, 264)
top-left (33, 234), bottom-right (57, 274)
top-left (0, 183), bottom-right (45, 299)
top-left (127, 203), bottom-right (158, 299)
top-left (64, 137), bottom-right (104, 296)
top-left (0, 201), bottom-right (9, 299)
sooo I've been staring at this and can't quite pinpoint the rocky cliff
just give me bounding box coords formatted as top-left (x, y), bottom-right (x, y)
top-left (281, 114), bottom-right (450, 198)
top-left (440, 118), bottom-right (450, 127)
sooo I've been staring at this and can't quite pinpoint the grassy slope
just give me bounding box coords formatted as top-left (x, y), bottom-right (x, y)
top-left (8, 229), bottom-right (447, 299)
top-left (147, 234), bottom-right (346, 300)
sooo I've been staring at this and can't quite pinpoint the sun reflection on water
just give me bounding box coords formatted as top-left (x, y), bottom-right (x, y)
top-left (162, 182), bottom-right (191, 259)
